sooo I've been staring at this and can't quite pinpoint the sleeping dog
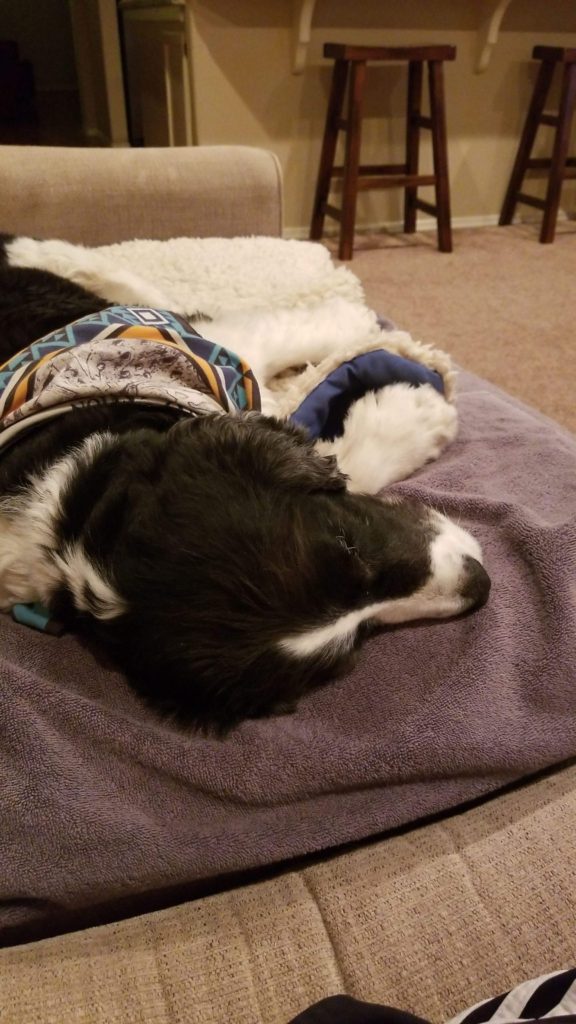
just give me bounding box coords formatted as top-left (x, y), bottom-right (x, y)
top-left (0, 234), bottom-right (490, 730)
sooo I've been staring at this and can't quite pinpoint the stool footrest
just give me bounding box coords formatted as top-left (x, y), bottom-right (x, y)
top-left (357, 174), bottom-right (436, 191)
top-left (324, 202), bottom-right (342, 222)
top-left (539, 113), bottom-right (560, 127)
top-left (359, 162), bottom-right (408, 175)
top-left (332, 163), bottom-right (408, 177)
top-left (415, 198), bottom-right (438, 217)
top-left (413, 115), bottom-right (433, 130)
top-left (516, 192), bottom-right (547, 210)
top-left (527, 156), bottom-right (576, 169)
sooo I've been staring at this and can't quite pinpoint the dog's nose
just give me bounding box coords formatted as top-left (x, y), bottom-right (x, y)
top-left (461, 555), bottom-right (491, 608)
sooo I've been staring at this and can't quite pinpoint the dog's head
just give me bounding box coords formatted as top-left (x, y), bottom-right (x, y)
top-left (46, 413), bottom-right (490, 730)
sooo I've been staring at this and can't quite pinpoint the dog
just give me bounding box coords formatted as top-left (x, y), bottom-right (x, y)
top-left (0, 234), bottom-right (490, 731)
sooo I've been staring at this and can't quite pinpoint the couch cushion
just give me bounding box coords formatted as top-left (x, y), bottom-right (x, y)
top-left (1, 761), bottom-right (575, 1024)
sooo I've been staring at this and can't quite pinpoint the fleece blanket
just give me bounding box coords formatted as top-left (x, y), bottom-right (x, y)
top-left (7, 234), bottom-right (457, 419)
top-left (1, 239), bottom-right (576, 947)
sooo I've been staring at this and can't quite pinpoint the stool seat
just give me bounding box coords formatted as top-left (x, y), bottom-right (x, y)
top-left (499, 46), bottom-right (576, 243)
top-left (532, 46), bottom-right (576, 63)
top-left (323, 44), bottom-right (457, 63)
top-left (310, 42), bottom-right (456, 260)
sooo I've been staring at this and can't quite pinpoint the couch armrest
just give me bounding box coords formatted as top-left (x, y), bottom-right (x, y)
top-left (0, 145), bottom-right (283, 244)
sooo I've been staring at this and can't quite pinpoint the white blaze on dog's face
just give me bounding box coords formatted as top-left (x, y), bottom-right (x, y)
top-left (372, 508), bottom-right (487, 624)
top-left (279, 500), bottom-right (490, 661)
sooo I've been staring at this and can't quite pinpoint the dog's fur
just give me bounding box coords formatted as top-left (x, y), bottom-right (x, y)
top-left (0, 235), bottom-right (490, 730)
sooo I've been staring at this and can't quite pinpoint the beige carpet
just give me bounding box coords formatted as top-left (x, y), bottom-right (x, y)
top-left (326, 223), bottom-right (576, 433)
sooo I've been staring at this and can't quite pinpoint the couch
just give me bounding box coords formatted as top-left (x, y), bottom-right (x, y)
top-left (0, 144), bottom-right (574, 1024)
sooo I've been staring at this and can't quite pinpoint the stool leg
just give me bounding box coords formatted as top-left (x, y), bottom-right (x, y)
top-left (540, 62), bottom-right (576, 243)
top-left (404, 60), bottom-right (423, 234)
top-left (310, 59), bottom-right (349, 242)
top-left (339, 60), bottom-right (366, 260)
top-left (428, 59), bottom-right (452, 252)
top-left (499, 58), bottom-right (555, 227)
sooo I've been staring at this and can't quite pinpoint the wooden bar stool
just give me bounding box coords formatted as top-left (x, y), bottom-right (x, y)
top-left (310, 43), bottom-right (457, 260)
top-left (499, 47), bottom-right (576, 244)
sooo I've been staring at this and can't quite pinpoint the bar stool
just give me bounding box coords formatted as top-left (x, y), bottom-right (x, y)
top-left (310, 43), bottom-right (457, 260)
top-left (499, 47), bottom-right (576, 244)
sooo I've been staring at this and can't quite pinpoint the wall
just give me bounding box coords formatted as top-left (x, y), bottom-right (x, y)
top-left (187, 0), bottom-right (576, 235)
top-left (0, 0), bottom-right (78, 91)
top-left (68, 0), bottom-right (112, 144)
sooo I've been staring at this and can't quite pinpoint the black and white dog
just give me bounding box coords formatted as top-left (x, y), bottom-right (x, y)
top-left (0, 234), bottom-right (490, 731)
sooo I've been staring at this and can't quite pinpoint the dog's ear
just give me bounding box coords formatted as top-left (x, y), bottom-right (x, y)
top-left (266, 436), bottom-right (346, 493)
top-left (247, 414), bottom-right (348, 493)
top-left (169, 413), bottom-right (347, 493)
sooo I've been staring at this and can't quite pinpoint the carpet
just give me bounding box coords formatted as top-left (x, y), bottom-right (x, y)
top-left (337, 223), bottom-right (576, 433)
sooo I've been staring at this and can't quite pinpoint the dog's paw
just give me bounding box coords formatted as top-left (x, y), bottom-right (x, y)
top-left (316, 383), bottom-right (458, 494)
top-left (399, 382), bottom-right (458, 457)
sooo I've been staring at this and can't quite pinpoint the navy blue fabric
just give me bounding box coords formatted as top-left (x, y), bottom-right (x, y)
top-left (289, 350), bottom-right (444, 441)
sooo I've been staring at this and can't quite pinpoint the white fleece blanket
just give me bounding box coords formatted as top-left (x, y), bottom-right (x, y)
top-left (7, 234), bottom-right (458, 492)
top-left (99, 235), bottom-right (367, 315)
top-left (10, 232), bottom-right (364, 313)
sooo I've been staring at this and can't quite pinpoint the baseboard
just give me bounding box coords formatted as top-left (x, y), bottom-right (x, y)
top-left (282, 211), bottom-right (564, 241)
top-left (284, 213), bottom-right (500, 241)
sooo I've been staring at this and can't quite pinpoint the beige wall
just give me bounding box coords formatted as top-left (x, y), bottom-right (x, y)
top-left (187, 0), bottom-right (576, 235)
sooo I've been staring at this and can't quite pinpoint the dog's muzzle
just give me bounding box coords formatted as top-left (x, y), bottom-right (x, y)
top-left (460, 555), bottom-right (491, 609)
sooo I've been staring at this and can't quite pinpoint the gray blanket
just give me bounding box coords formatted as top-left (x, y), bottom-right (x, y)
top-left (1, 371), bottom-right (575, 947)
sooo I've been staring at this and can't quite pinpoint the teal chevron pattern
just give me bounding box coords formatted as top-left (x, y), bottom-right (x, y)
top-left (0, 306), bottom-right (260, 421)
